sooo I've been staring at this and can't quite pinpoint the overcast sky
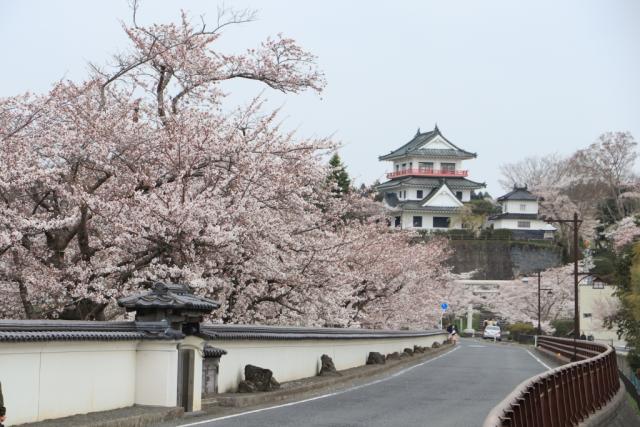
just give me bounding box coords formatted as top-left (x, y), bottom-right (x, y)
top-left (1, 0), bottom-right (639, 195)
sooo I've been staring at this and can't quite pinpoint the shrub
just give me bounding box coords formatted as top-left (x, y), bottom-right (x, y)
top-left (551, 319), bottom-right (575, 337)
top-left (507, 322), bottom-right (537, 342)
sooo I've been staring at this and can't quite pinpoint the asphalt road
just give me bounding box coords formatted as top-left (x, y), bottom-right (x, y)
top-left (178, 340), bottom-right (550, 427)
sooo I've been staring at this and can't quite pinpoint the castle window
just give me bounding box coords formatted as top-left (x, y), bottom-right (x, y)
top-left (517, 221), bottom-right (531, 228)
top-left (402, 163), bottom-right (407, 170)
top-left (441, 163), bottom-right (455, 173)
top-left (413, 216), bottom-right (423, 227)
top-left (433, 217), bottom-right (450, 228)
top-left (417, 190), bottom-right (423, 199)
top-left (419, 162), bottom-right (433, 171)
top-left (456, 191), bottom-right (463, 200)
top-left (394, 216), bottom-right (401, 227)
top-left (520, 204), bottom-right (526, 211)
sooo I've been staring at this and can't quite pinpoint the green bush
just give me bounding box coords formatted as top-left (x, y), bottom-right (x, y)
top-left (551, 319), bottom-right (575, 337)
top-left (507, 322), bottom-right (537, 341)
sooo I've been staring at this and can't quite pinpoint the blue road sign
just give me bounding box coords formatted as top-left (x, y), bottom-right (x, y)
top-left (441, 302), bottom-right (448, 311)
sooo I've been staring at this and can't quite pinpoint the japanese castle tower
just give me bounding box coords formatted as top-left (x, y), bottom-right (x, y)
top-left (377, 125), bottom-right (485, 229)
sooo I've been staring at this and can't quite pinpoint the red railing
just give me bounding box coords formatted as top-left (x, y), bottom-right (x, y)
top-left (386, 168), bottom-right (468, 179)
top-left (483, 336), bottom-right (620, 427)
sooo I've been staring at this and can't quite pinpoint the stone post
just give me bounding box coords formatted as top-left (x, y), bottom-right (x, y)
top-left (464, 304), bottom-right (475, 336)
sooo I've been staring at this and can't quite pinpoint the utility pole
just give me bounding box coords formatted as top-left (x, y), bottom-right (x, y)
top-left (544, 212), bottom-right (582, 361)
top-left (537, 270), bottom-right (552, 335)
top-left (538, 271), bottom-right (541, 335)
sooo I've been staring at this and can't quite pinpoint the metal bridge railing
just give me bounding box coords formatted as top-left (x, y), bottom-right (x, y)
top-left (483, 336), bottom-right (619, 427)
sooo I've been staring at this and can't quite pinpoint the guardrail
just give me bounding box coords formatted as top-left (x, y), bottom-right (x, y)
top-left (483, 336), bottom-right (619, 427)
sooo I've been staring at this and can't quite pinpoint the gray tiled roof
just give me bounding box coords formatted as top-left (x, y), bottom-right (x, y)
top-left (488, 213), bottom-right (540, 221)
top-left (376, 177), bottom-right (485, 191)
top-left (118, 282), bottom-right (219, 312)
top-left (0, 320), bottom-right (172, 342)
top-left (497, 187), bottom-right (538, 202)
top-left (383, 181), bottom-right (467, 213)
top-left (396, 204), bottom-right (462, 213)
top-left (203, 345), bottom-right (227, 358)
top-left (0, 320), bottom-right (445, 343)
top-left (379, 126), bottom-right (476, 161)
top-left (199, 324), bottom-right (444, 340)
top-left (0, 330), bottom-right (146, 342)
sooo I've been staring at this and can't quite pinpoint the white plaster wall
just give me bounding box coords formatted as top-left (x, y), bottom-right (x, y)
top-left (0, 341), bottom-right (138, 426)
top-left (213, 334), bottom-right (448, 393)
top-left (402, 212), bottom-right (462, 230)
top-left (134, 341), bottom-right (178, 408)
top-left (503, 200), bottom-right (538, 214)
top-left (579, 285), bottom-right (620, 344)
top-left (393, 187), bottom-right (468, 202)
top-left (393, 159), bottom-right (465, 172)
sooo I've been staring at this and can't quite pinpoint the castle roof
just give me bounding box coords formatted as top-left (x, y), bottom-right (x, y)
top-left (376, 176), bottom-right (485, 192)
top-left (384, 182), bottom-right (464, 214)
top-left (488, 213), bottom-right (539, 221)
top-left (497, 186), bottom-right (538, 202)
top-left (379, 125), bottom-right (476, 161)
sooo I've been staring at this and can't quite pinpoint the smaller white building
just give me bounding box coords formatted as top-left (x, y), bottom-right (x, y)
top-left (488, 186), bottom-right (555, 240)
top-left (578, 276), bottom-right (625, 347)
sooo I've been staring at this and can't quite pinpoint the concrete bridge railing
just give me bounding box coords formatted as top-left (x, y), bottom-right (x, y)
top-left (483, 336), bottom-right (620, 427)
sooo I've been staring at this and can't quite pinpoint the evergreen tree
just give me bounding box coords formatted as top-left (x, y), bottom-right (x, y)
top-left (328, 153), bottom-right (351, 196)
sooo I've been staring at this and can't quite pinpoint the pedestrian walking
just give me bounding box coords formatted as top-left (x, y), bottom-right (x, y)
top-left (450, 324), bottom-right (459, 344)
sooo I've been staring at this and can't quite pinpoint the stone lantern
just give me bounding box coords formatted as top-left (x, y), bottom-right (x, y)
top-left (118, 282), bottom-right (219, 337)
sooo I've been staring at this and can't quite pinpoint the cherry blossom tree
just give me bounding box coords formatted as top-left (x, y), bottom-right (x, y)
top-left (606, 216), bottom-right (640, 250)
top-left (446, 265), bottom-right (575, 328)
top-left (569, 132), bottom-right (638, 222)
top-left (0, 7), bottom-right (452, 329)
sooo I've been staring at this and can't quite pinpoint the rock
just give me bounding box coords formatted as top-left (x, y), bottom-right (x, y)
top-left (270, 377), bottom-right (280, 388)
top-left (319, 354), bottom-right (341, 376)
top-left (403, 347), bottom-right (414, 356)
top-left (366, 352), bottom-right (386, 365)
top-left (413, 345), bottom-right (426, 353)
top-left (237, 380), bottom-right (257, 393)
top-left (432, 342), bottom-right (441, 349)
top-left (239, 364), bottom-right (280, 392)
top-left (386, 352), bottom-right (401, 361)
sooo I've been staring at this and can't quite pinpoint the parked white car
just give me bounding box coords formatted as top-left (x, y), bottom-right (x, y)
top-left (483, 325), bottom-right (502, 341)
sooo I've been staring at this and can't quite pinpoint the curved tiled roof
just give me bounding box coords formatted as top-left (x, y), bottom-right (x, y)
top-left (118, 282), bottom-right (219, 312)
top-left (488, 213), bottom-right (539, 221)
top-left (379, 126), bottom-right (476, 161)
top-left (376, 177), bottom-right (485, 191)
top-left (497, 187), bottom-right (538, 202)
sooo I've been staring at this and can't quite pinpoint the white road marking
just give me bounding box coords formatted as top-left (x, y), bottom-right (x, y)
top-left (468, 345), bottom-right (486, 348)
top-left (525, 349), bottom-right (552, 370)
top-left (177, 346), bottom-right (461, 426)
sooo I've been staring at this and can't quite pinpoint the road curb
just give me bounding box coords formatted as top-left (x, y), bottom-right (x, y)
top-left (203, 343), bottom-right (456, 409)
